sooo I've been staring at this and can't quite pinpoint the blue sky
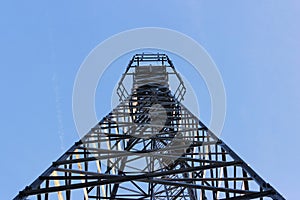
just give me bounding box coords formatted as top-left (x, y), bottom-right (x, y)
top-left (1, 1), bottom-right (299, 199)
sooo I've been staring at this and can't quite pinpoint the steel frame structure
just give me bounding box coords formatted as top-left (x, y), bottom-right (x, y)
top-left (14, 54), bottom-right (285, 200)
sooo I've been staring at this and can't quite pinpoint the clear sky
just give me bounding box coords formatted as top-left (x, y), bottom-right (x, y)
top-left (1, 1), bottom-right (299, 199)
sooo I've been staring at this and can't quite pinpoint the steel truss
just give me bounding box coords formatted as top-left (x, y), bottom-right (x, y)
top-left (14, 54), bottom-right (284, 200)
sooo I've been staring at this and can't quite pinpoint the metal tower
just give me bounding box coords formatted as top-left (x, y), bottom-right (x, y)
top-left (15, 53), bottom-right (285, 200)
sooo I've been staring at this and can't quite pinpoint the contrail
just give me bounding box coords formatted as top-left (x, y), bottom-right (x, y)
top-left (52, 73), bottom-right (65, 151)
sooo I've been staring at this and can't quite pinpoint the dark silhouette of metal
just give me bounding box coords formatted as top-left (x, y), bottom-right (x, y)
top-left (14, 53), bottom-right (285, 200)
